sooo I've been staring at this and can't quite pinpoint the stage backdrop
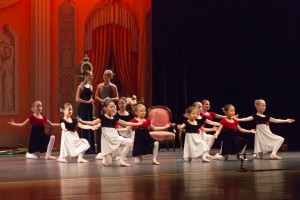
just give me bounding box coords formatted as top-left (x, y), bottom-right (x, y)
top-left (153, 0), bottom-right (300, 150)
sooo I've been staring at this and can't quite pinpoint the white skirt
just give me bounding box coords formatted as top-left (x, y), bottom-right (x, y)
top-left (60, 130), bottom-right (90, 158)
top-left (255, 124), bottom-right (284, 153)
top-left (101, 127), bottom-right (126, 156)
top-left (183, 133), bottom-right (209, 159)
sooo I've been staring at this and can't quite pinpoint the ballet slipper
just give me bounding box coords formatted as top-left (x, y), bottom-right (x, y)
top-left (135, 156), bottom-right (142, 164)
top-left (152, 160), bottom-right (160, 165)
top-left (102, 159), bottom-right (111, 166)
top-left (202, 156), bottom-right (211, 163)
top-left (45, 155), bottom-right (57, 160)
top-left (25, 152), bottom-right (39, 160)
top-left (270, 154), bottom-right (282, 160)
top-left (254, 152), bottom-right (263, 159)
top-left (205, 154), bottom-right (213, 158)
top-left (77, 158), bottom-right (89, 163)
top-left (57, 157), bottom-right (68, 163)
top-left (119, 161), bottom-right (131, 167)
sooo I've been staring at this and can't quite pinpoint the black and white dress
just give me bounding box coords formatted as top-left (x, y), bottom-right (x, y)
top-left (183, 118), bottom-right (209, 159)
top-left (60, 118), bottom-right (90, 158)
top-left (100, 115), bottom-right (126, 156)
top-left (253, 114), bottom-right (284, 154)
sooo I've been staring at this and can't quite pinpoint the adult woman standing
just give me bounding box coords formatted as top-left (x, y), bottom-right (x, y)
top-left (76, 70), bottom-right (95, 154)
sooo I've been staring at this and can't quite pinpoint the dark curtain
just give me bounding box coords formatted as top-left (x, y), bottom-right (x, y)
top-left (153, 0), bottom-right (300, 150)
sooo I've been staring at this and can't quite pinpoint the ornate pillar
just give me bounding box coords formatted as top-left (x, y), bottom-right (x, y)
top-left (31, 0), bottom-right (51, 117)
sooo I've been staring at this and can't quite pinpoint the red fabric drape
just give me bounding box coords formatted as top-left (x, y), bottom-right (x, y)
top-left (113, 25), bottom-right (138, 96)
top-left (88, 25), bottom-right (113, 115)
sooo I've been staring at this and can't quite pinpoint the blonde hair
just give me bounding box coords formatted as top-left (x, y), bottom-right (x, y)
top-left (104, 69), bottom-right (113, 76)
top-left (192, 101), bottom-right (202, 107)
top-left (254, 99), bottom-right (265, 107)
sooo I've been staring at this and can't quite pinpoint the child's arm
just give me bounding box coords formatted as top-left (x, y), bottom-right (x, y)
top-left (177, 123), bottom-right (186, 130)
top-left (77, 122), bottom-right (100, 130)
top-left (213, 124), bottom-right (224, 138)
top-left (150, 122), bottom-right (171, 131)
top-left (200, 126), bottom-right (218, 133)
top-left (236, 116), bottom-right (254, 122)
top-left (205, 119), bottom-right (220, 126)
top-left (8, 119), bottom-right (30, 127)
top-left (61, 122), bottom-right (67, 132)
top-left (117, 119), bottom-right (143, 127)
top-left (269, 117), bottom-right (295, 123)
top-left (47, 120), bottom-right (61, 127)
top-left (77, 117), bottom-right (101, 126)
top-left (237, 124), bottom-right (256, 134)
top-left (117, 126), bottom-right (132, 132)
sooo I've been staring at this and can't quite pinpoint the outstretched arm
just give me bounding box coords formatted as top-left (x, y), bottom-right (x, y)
top-left (77, 117), bottom-right (101, 126)
top-left (205, 119), bottom-right (220, 126)
top-left (77, 122), bottom-right (100, 130)
top-left (150, 122), bottom-right (171, 131)
top-left (236, 116), bottom-right (254, 122)
top-left (8, 119), bottom-right (30, 127)
top-left (200, 126), bottom-right (218, 133)
top-left (47, 120), bottom-right (61, 127)
top-left (237, 124), bottom-right (256, 134)
top-left (117, 119), bottom-right (143, 127)
top-left (269, 117), bottom-right (295, 123)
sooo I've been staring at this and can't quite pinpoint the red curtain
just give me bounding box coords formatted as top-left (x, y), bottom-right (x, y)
top-left (113, 25), bottom-right (138, 96)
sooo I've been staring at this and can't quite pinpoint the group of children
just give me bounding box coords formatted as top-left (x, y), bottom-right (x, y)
top-left (8, 97), bottom-right (295, 167)
top-left (8, 98), bottom-right (171, 167)
top-left (178, 99), bottom-right (295, 162)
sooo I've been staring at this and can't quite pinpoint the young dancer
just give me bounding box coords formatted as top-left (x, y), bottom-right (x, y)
top-left (192, 101), bottom-right (220, 157)
top-left (178, 106), bottom-right (218, 162)
top-left (119, 104), bottom-right (171, 165)
top-left (76, 70), bottom-right (95, 154)
top-left (213, 104), bottom-right (256, 161)
top-left (58, 103), bottom-right (100, 163)
top-left (87, 100), bottom-right (142, 167)
top-left (8, 100), bottom-right (60, 160)
top-left (238, 99), bottom-right (295, 160)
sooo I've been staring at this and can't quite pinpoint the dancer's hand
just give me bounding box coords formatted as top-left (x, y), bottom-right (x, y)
top-left (213, 133), bottom-right (219, 139)
top-left (212, 126), bottom-right (218, 131)
top-left (249, 129), bottom-right (256, 134)
top-left (287, 119), bottom-right (295, 123)
top-left (8, 119), bottom-right (16, 125)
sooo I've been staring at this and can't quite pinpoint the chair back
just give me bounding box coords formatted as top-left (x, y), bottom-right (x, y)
top-left (148, 106), bottom-right (172, 127)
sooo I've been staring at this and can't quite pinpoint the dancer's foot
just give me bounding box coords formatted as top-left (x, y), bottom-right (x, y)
top-left (77, 158), bottom-right (89, 163)
top-left (254, 152), bottom-right (263, 159)
top-left (45, 155), bottom-right (57, 160)
top-left (270, 154), bottom-right (282, 160)
top-left (25, 152), bottom-right (39, 160)
top-left (102, 159), bottom-right (111, 166)
top-left (95, 153), bottom-right (104, 160)
top-left (184, 157), bottom-right (192, 162)
top-left (212, 153), bottom-right (225, 161)
top-left (135, 156), bottom-right (142, 164)
top-left (119, 161), bottom-right (131, 167)
top-left (202, 156), bottom-right (211, 162)
top-left (115, 156), bottom-right (127, 161)
top-left (206, 154), bottom-right (213, 159)
top-left (57, 157), bottom-right (68, 163)
top-left (152, 159), bottom-right (160, 165)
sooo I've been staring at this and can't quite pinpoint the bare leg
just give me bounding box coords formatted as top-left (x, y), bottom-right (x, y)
top-left (205, 135), bottom-right (215, 158)
top-left (152, 141), bottom-right (160, 165)
top-left (45, 135), bottom-right (56, 160)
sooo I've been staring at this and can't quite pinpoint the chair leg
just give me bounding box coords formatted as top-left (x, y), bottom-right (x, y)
top-left (166, 142), bottom-right (169, 151)
top-left (173, 139), bottom-right (175, 151)
top-left (179, 130), bottom-right (183, 151)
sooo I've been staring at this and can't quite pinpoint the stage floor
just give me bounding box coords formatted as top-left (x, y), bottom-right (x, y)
top-left (0, 149), bottom-right (300, 199)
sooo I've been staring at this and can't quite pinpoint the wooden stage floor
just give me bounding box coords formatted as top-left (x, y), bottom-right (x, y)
top-left (0, 149), bottom-right (300, 199)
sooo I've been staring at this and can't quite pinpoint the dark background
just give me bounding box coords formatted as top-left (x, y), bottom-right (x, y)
top-left (152, 0), bottom-right (300, 150)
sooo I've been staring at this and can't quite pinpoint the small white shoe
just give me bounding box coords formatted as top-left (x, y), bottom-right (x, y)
top-left (95, 153), bottom-right (104, 160)
top-left (25, 152), bottom-right (39, 160)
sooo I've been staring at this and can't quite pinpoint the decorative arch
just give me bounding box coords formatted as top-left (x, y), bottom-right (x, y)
top-left (84, 0), bottom-right (139, 101)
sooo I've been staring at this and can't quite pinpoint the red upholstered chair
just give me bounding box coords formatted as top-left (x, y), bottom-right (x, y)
top-left (148, 106), bottom-right (176, 151)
